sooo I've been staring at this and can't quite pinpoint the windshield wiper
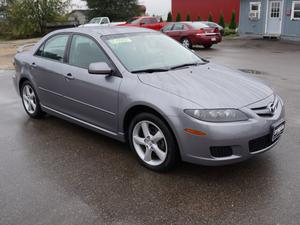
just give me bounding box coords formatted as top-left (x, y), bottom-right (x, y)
top-left (170, 62), bottom-right (206, 70)
top-left (131, 68), bottom-right (169, 74)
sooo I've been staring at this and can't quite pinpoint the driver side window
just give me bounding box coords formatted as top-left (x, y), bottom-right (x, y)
top-left (68, 35), bottom-right (110, 69)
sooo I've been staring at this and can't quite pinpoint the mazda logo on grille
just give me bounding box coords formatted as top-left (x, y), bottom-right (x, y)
top-left (268, 102), bottom-right (276, 114)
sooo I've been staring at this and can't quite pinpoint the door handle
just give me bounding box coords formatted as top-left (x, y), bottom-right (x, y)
top-left (65, 73), bottom-right (75, 80)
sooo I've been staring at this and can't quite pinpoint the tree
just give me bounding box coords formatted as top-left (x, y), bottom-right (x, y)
top-left (186, 13), bottom-right (190, 21)
top-left (160, 17), bottom-right (163, 22)
top-left (176, 12), bottom-right (181, 22)
top-left (86, 0), bottom-right (140, 21)
top-left (167, 12), bottom-right (172, 22)
top-left (197, 16), bottom-right (202, 21)
top-left (6, 0), bottom-right (69, 37)
top-left (229, 10), bottom-right (237, 29)
top-left (208, 13), bottom-right (213, 22)
top-left (218, 13), bottom-right (225, 28)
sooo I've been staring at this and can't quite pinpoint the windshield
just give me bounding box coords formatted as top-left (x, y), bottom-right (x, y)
top-left (89, 18), bottom-right (101, 24)
top-left (103, 33), bottom-right (204, 72)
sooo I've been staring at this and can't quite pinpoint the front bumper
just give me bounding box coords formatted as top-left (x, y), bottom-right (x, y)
top-left (173, 96), bottom-right (285, 166)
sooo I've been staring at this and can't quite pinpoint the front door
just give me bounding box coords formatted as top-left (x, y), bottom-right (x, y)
top-left (266, 0), bottom-right (283, 35)
top-left (63, 34), bottom-right (122, 133)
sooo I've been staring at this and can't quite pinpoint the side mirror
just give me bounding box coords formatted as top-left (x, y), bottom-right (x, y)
top-left (88, 62), bottom-right (112, 75)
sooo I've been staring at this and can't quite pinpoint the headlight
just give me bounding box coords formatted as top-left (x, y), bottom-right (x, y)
top-left (184, 109), bottom-right (248, 122)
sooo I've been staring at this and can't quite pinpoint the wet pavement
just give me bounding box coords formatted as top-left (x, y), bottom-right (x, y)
top-left (0, 39), bottom-right (300, 225)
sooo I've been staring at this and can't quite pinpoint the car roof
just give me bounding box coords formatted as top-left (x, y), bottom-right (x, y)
top-left (50, 26), bottom-right (156, 36)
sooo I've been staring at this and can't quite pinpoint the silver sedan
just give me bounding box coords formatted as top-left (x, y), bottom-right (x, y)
top-left (13, 27), bottom-right (285, 171)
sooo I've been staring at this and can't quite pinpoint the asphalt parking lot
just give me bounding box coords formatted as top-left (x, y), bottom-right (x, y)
top-left (0, 38), bottom-right (300, 225)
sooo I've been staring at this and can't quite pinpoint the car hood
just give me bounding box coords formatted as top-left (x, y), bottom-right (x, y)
top-left (137, 63), bottom-right (273, 108)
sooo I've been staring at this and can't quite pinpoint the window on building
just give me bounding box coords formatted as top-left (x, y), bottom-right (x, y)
top-left (291, 1), bottom-right (300, 20)
top-left (249, 2), bottom-right (261, 20)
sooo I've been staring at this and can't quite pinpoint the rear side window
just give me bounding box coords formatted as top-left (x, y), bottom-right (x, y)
top-left (172, 23), bottom-right (184, 30)
top-left (36, 34), bottom-right (69, 62)
top-left (101, 18), bottom-right (109, 24)
top-left (68, 34), bottom-right (110, 69)
top-left (149, 18), bottom-right (158, 24)
top-left (141, 18), bottom-right (149, 24)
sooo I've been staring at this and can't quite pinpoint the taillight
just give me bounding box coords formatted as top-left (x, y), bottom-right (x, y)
top-left (196, 28), bottom-right (205, 36)
top-left (214, 28), bottom-right (219, 33)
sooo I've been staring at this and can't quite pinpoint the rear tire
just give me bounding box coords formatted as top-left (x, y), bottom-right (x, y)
top-left (181, 38), bottom-right (192, 49)
top-left (21, 81), bottom-right (45, 119)
top-left (203, 44), bottom-right (212, 49)
top-left (128, 113), bottom-right (179, 172)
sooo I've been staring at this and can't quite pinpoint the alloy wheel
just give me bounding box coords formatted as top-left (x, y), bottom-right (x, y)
top-left (182, 39), bottom-right (190, 48)
top-left (132, 120), bottom-right (168, 166)
top-left (22, 84), bottom-right (37, 114)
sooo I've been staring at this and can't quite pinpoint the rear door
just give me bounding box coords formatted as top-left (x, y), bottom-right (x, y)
top-left (62, 34), bottom-right (122, 133)
top-left (30, 34), bottom-right (70, 112)
top-left (168, 23), bottom-right (185, 41)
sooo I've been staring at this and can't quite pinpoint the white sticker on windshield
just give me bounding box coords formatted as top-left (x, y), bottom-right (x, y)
top-left (109, 37), bottom-right (132, 45)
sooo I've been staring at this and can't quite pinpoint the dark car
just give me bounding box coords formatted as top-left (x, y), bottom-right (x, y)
top-left (202, 21), bottom-right (225, 36)
top-left (161, 22), bottom-right (222, 49)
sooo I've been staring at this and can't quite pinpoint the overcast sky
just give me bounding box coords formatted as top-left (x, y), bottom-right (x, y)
top-left (71, 0), bottom-right (171, 19)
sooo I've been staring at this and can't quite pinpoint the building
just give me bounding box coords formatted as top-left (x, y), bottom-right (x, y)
top-left (68, 9), bottom-right (90, 25)
top-left (172, 0), bottom-right (240, 23)
top-left (239, 0), bottom-right (300, 40)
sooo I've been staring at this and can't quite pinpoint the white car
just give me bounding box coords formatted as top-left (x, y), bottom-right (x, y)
top-left (80, 17), bottom-right (125, 27)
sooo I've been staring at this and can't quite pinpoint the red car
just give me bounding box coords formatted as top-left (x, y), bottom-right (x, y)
top-left (119, 16), bottom-right (167, 31)
top-left (161, 22), bottom-right (222, 49)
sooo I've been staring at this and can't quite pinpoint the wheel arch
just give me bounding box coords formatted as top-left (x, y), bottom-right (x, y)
top-left (122, 104), bottom-right (181, 158)
top-left (19, 77), bottom-right (30, 94)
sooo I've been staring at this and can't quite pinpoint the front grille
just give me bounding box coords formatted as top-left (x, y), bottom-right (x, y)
top-left (249, 134), bottom-right (274, 153)
top-left (210, 146), bottom-right (233, 158)
top-left (251, 96), bottom-right (279, 117)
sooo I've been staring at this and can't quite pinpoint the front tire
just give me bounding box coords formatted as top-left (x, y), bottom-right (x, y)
top-left (128, 113), bottom-right (179, 172)
top-left (21, 81), bottom-right (45, 119)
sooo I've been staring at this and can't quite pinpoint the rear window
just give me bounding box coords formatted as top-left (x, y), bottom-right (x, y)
top-left (189, 22), bottom-right (209, 29)
top-left (203, 22), bottom-right (217, 28)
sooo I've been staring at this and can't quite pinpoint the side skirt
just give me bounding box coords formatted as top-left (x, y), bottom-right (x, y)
top-left (41, 104), bottom-right (126, 142)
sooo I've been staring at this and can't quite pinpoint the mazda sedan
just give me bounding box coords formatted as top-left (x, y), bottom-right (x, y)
top-left (13, 27), bottom-right (285, 171)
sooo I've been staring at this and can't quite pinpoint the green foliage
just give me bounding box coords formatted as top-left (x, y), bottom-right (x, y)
top-left (218, 13), bottom-right (225, 28)
top-left (176, 12), bottom-right (181, 22)
top-left (186, 13), bottom-right (190, 21)
top-left (208, 13), bottom-right (213, 22)
top-left (167, 12), bottom-right (172, 22)
top-left (224, 27), bottom-right (237, 36)
top-left (86, 0), bottom-right (140, 21)
top-left (197, 16), bottom-right (202, 21)
top-left (5, 0), bottom-right (69, 38)
top-left (229, 10), bottom-right (237, 29)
